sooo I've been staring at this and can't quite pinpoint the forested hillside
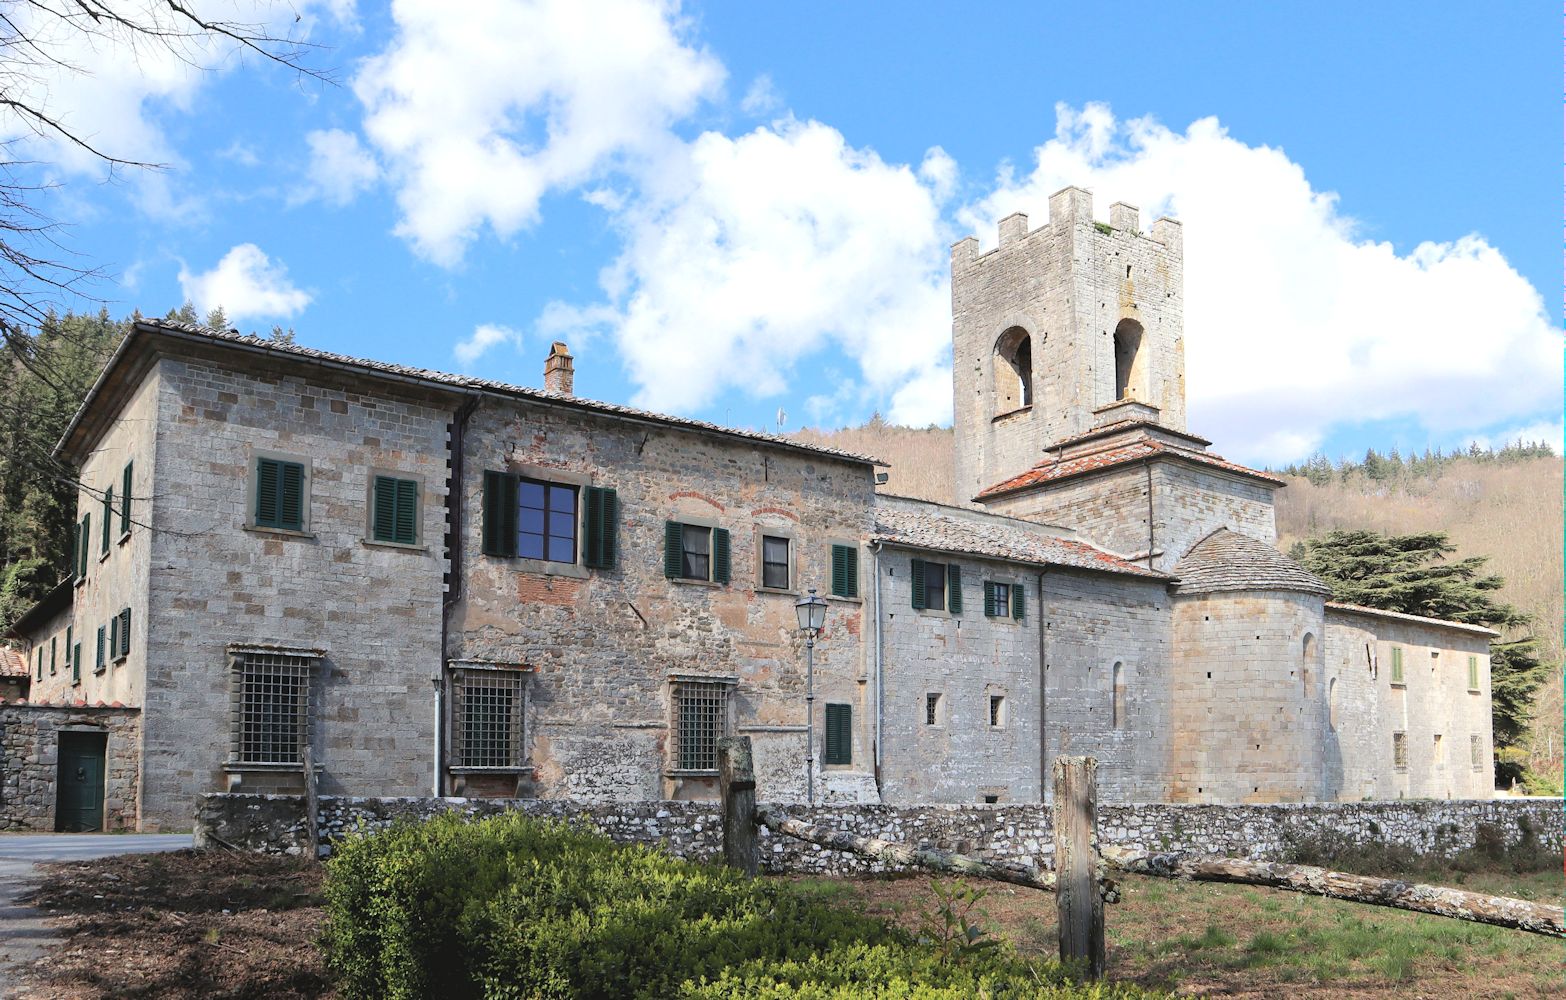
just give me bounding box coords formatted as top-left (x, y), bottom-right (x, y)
top-left (794, 420), bottom-right (1563, 786)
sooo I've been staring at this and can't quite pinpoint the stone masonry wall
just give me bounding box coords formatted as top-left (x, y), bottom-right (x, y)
top-left (452, 400), bottom-right (877, 806)
top-left (1151, 463), bottom-right (1276, 572)
top-left (1042, 568), bottom-right (1173, 803)
top-left (876, 548), bottom-right (1043, 804)
top-left (140, 349), bottom-right (456, 830)
top-left (1, 704), bottom-right (141, 831)
top-left (196, 793), bottom-right (1563, 875)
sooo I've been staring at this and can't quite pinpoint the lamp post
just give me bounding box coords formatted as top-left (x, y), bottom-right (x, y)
top-left (794, 588), bottom-right (827, 805)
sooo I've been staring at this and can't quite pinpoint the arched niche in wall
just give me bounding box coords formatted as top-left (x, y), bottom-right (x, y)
top-left (1111, 661), bottom-right (1126, 728)
top-left (1301, 632), bottom-right (1317, 697)
top-left (993, 326), bottom-right (1033, 414)
top-left (1327, 676), bottom-right (1338, 730)
top-left (1113, 318), bottom-right (1146, 402)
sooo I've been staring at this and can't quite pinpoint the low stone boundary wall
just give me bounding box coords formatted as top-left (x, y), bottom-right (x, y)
top-left (195, 793), bottom-right (1563, 872)
top-left (1, 703), bottom-right (141, 832)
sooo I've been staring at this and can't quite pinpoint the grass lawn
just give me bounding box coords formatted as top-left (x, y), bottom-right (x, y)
top-left (817, 866), bottom-right (1564, 998)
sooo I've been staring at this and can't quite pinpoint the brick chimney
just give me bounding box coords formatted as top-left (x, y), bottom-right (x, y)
top-left (544, 341), bottom-right (574, 395)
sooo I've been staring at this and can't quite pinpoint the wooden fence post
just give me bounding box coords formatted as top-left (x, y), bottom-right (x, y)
top-left (718, 735), bottom-right (758, 876)
top-left (1053, 755), bottom-right (1104, 979)
top-left (302, 743), bottom-right (320, 859)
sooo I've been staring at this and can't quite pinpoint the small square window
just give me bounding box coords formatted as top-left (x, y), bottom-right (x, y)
top-left (989, 695), bottom-right (1006, 728)
top-left (925, 692), bottom-right (942, 726)
top-left (761, 535), bottom-right (790, 590)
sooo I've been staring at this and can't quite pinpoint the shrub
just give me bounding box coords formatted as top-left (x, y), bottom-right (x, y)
top-left (322, 813), bottom-right (1153, 1000)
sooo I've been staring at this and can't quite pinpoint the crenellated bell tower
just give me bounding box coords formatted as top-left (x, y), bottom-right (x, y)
top-left (950, 186), bottom-right (1185, 504)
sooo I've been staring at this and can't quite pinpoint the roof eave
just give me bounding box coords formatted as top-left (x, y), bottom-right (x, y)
top-left (870, 536), bottom-right (1168, 581)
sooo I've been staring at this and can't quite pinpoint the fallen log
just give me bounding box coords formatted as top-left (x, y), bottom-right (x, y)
top-left (756, 806), bottom-right (1121, 901)
top-left (1101, 847), bottom-right (1565, 938)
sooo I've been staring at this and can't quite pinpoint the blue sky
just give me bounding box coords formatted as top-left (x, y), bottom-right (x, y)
top-left (12, 1), bottom-right (1561, 468)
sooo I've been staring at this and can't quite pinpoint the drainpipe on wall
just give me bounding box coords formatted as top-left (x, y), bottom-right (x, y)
top-left (872, 540), bottom-right (885, 794)
top-left (1037, 566), bottom-right (1049, 802)
top-left (437, 394), bottom-right (482, 797)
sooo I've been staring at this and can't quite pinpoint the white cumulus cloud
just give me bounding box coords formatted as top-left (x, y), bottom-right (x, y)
top-left (352, 0), bottom-right (724, 266)
top-left (960, 103), bottom-right (1560, 465)
top-left (297, 128), bottom-right (380, 206)
top-left (544, 120), bottom-right (955, 422)
top-left (179, 244), bottom-right (312, 322)
top-left (455, 323), bottom-right (521, 365)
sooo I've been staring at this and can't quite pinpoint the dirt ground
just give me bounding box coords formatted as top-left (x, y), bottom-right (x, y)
top-left (16, 849), bottom-right (331, 1000)
top-left (13, 850), bottom-right (1563, 998)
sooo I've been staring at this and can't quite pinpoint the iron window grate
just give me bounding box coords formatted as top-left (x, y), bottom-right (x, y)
top-left (671, 680), bottom-right (731, 772)
top-left (455, 669), bottom-right (526, 767)
top-left (236, 653), bottom-right (314, 764)
top-left (1392, 732), bottom-right (1408, 772)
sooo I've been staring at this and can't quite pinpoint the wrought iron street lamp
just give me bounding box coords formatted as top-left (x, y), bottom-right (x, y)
top-left (794, 588), bottom-right (828, 804)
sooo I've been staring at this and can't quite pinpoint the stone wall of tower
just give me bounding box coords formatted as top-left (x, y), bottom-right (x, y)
top-left (951, 187), bottom-right (1185, 503)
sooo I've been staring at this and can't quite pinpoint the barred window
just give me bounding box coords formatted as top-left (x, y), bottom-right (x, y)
top-left (1392, 731), bottom-right (1408, 772)
top-left (233, 652), bottom-right (314, 765)
top-left (1470, 735), bottom-right (1484, 771)
top-left (454, 668), bottom-right (527, 768)
top-left (670, 679), bottom-right (733, 773)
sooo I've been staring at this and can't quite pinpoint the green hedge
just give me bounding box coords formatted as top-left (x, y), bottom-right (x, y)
top-left (321, 812), bottom-right (1158, 1000)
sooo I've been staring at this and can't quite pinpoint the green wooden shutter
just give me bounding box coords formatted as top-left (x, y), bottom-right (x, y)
top-left (983, 581), bottom-right (997, 617)
top-left (844, 545), bottom-right (858, 598)
top-left (255, 458), bottom-right (280, 526)
top-left (910, 558), bottom-right (926, 609)
top-left (663, 521), bottom-right (683, 577)
top-left (1467, 655), bottom-right (1478, 690)
top-left (1391, 646), bottom-right (1403, 683)
top-left (395, 478), bottom-right (418, 544)
top-left (118, 608), bottom-right (130, 657)
top-left (372, 476), bottom-right (397, 541)
top-left (824, 703), bottom-right (852, 765)
top-left (109, 616), bottom-right (118, 660)
top-left (35, 647), bottom-right (41, 681)
top-left (101, 487), bottom-right (112, 552)
top-left (70, 521), bottom-right (79, 582)
top-left (830, 544), bottom-right (848, 597)
top-left (584, 486), bottom-right (617, 569)
top-left (1012, 583), bottom-right (1026, 621)
top-left (481, 471), bottom-right (518, 557)
top-left (79, 515), bottom-right (89, 578)
top-left (279, 462), bottom-right (305, 530)
top-left (121, 461), bottom-right (132, 535)
top-left (947, 564), bottom-right (962, 614)
top-left (72, 643), bottom-right (81, 683)
top-left (712, 528), bottom-right (731, 584)
top-left (95, 626), bottom-right (105, 671)
top-left (65, 627), bottom-right (72, 672)
top-left (50, 637), bottom-right (56, 674)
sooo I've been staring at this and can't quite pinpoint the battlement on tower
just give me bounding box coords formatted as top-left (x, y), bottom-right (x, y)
top-left (949, 185), bottom-right (1187, 506)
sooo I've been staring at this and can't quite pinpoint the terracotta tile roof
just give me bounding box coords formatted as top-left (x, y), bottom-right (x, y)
top-left (60, 320), bottom-right (882, 467)
top-left (872, 497), bottom-right (1168, 579)
top-left (1325, 602), bottom-right (1500, 638)
top-left (0, 646), bottom-right (27, 678)
top-left (1046, 419), bottom-right (1212, 452)
top-left (0, 698), bottom-right (133, 708)
top-left (1171, 529), bottom-right (1330, 596)
top-left (977, 439), bottom-right (1284, 500)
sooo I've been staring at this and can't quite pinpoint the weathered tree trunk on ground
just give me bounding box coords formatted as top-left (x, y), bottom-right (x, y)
top-left (1101, 848), bottom-right (1566, 938)
top-left (718, 736), bottom-right (758, 876)
top-left (755, 806), bottom-right (1062, 892)
top-left (1053, 756), bottom-right (1105, 979)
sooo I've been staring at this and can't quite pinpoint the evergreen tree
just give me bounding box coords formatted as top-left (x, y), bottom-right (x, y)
top-left (1296, 528), bottom-right (1550, 784)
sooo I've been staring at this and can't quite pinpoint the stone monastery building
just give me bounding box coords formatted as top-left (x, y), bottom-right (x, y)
top-left (7, 186), bottom-right (1496, 832)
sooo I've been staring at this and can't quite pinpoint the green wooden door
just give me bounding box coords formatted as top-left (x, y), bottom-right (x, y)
top-left (55, 731), bottom-right (106, 832)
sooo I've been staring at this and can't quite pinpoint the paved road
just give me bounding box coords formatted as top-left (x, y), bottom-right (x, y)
top-left (0, 834), bottom-right (191, 998)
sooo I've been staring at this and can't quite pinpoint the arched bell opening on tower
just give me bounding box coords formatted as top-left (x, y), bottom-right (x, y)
top-left (1113, 319), bottom-right (1146, 402)
top-left (993, 326), bottom-right (1033, 413)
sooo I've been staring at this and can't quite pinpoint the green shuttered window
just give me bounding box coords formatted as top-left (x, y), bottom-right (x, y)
top-left (824, 703), bottom-right (852, 765)
top-left (1390, 646), bottom-right (1404, 684)
top-left (911, 559), bottom-right (960, 613)
top-left (255, 458), bottom-right (305, 530)
top-left (116, 608), bottom-right (130, 659)
top-left (583, 486), bottom-right (617, 569)
top-left (372, 475), bottom-right (419, 545)
top-left (830, 544), bottom-right (858, 598)
top-left (986, 581), bottom-right (1025, 620)
top-left (71, 643), bottom-right (81, 684)
top-left (95, 626), bottom-right (105, 673)
top-left (1012, 583), bottom-right (1025, 620)
top-left (121, 461), bottom-right (133, 536)
top-left (910, 558), bottom-right (926, 609)
top-left (77, 515), bottom-right (89, 579)
top-left (663, 521), bottom-right (728, 583)
top-left (1467, 655), bottom-right (1479, 691)
top-left (946, 563), bottom-right (962, 614)
top-left (109, 616), bottom-right (118, 661)
top-left (482, 470), bottom-right (518, 557)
